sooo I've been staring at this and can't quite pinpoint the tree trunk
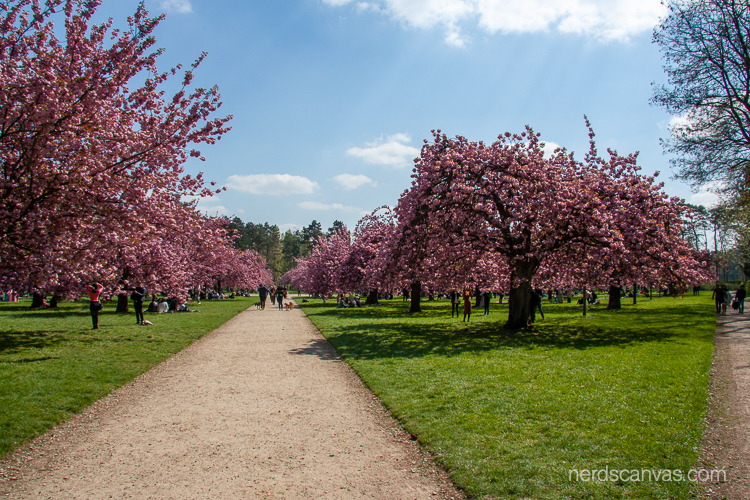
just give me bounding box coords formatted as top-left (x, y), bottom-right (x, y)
top-left (365, 289), bottom-right (379, 305)
top-left (582, 287), bottom-right (587, 316)
top-left (30, 292), bottom-right (44, 308)
top-left (116, 293), bottom-right (130, 313)
top-left (607, 285), bottom-right (622, 310)
top-left (633, 284), bottom-right (637, 305)
top-left (410, 281), bottom-right (421, 313)
top-left (504, 262), bottom-right (537, 329)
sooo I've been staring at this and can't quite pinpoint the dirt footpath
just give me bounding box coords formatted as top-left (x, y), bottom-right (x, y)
top-left (0, 305), bottom-right (463, 499)
top-left (701, 310), bottom-right (750, 500)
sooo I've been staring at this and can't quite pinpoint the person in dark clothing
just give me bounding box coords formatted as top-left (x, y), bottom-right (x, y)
top-left (736, 284), bottom-right (746, 314)
top-left (130, 283), bottom-right (146, 325)
top-left (712, 283), bottom-right (722, 314)
top-left (449, 290), bottom-right (460, 317)
top-left (277, 287), bottom-right (285, 310)
top-left (258, 284), bottom-right (270, 309)
top-left (86, 283), bottom-right (104, 329)
top-left (482, 291), bottom-right (491, 315)
top-left (530, 289), bottom-right (544, 323)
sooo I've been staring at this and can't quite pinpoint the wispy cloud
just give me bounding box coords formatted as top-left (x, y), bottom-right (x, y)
top-left (323, 0), bottom-right (665, 43)
top-left (226, 174), bottom-right (319, 196)
top-left (346, 133), bottom-right (420, 168)
top-left (297, 201), bottom-right (367, 214)
top-left (689, 191), bottom-right (719, 208)
top-left (332, 174), bottom-right (377, 190)
top-left (160, 0), bottom-right (193, 14)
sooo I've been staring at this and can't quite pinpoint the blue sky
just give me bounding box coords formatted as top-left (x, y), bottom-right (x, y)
top-left (96, 0), bottom-right (716, 233)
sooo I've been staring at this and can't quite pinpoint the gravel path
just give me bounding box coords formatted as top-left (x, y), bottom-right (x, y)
top-left (0, 305), bottom-right (463, 499)
top-left (701, 310), bottom-right (750, 499)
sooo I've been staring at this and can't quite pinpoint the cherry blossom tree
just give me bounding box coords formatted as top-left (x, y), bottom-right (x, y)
top-left (0, 0), bottom-right (231, 296)
top-left (394, 123), bottom-right (712, 328)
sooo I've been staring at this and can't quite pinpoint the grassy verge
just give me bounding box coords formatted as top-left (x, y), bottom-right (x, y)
top-left (300, 295), bottom-right (715, 500)
top-left (0, 296), bottom-right (251, 459)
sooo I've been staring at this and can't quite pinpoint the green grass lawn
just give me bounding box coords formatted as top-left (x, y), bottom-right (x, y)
top-left (300, 294), bottom-right (715, 500)
top-left (0, 296), bottom-right (252, 459)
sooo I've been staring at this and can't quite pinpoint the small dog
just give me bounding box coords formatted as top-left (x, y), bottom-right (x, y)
top-left (141, 320), bottom-right (153, 326)
top-left (254, 301), bottom-right (262, 309)
top-left (285, 301), bottom-right (295, 311)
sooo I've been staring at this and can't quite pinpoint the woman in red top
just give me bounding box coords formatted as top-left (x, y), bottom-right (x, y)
top-left (85, 283), bottom-right (104, 329)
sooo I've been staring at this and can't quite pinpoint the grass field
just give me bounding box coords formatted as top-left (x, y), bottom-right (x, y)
top-left (300, 294), bottom-right (716, 500)
top-left (0, 296), bottom-right (252, 459)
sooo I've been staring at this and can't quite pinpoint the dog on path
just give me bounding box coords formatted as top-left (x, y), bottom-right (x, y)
top-left (254, 302), bottom-right (262, 309)
top-left (284, 301), bottom-right (295, 311)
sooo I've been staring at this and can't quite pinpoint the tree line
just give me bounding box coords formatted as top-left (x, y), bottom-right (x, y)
top-left (224, 219), bottom-right (347, 279)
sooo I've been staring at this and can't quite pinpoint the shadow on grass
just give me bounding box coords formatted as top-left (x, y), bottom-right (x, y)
top-left (303, 299), bottom-right (712, 361)
top-left (0, 330), bottom-right (69, 354)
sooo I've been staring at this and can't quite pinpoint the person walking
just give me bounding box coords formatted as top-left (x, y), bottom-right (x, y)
top-left (277, 286), bottom-right (285, 310)
top-left (723, 286), bottom-right (733, 315)
top-left (269, 286), bottom-right (276, 306)
top-left (736, 284), bottom-right (746, 314)
top-left (712, 282), bottom-right (722, 314)
top-left (462, 289), bottom-right (472, 322)
top-left (130, 283), bottom-right (146, 325)
top-left (258, 284), bottom-right (269, 309)
top-left (85, 282), bottom-right (104, 329)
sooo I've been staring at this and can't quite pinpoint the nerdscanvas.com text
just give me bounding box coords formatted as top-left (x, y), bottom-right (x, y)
top-left (569, 467), bottom-right (726, 483)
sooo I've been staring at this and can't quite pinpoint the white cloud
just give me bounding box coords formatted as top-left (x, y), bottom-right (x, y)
top-left (346, 133), bottom-right (420, 168)
top-left (226, 174), bottom-right (319, 196)
top-left (689, 191), bottom-right (719, 208)
top-left (332, 174), bottom-right (377, 190)
top-left (279, 223), bottom-right (303, 233)
top-left (324, 0), bottom-right (666, 43)
top-left (160, 0), bottom-right (192, 13)
top-left (297, 201), bottom-right (367, 214)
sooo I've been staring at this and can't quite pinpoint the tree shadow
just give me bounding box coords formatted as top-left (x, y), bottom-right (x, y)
top-left (314, 314), bottom-right (694, 362)
top-left (288, 338), bottom-right (341, 361)
top-left (0, 330), bottom-right (70, 354)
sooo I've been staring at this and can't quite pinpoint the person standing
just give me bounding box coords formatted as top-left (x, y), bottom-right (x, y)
top-left (449, 290), bottom-right (459, 318)
top-left (85, 283), bottom-right (104, 329)
top-left (530, 289), bottom-right (544, 323)
top-left (131, 283), bottom-right (146, 325)
top-left (258, 284), bottom-right (269, 309)
top-left (463, 289), bottom-right (472, 322)
top-left (736, 284), bottom-right (746, 314)
top-left (482, 291), bottom-right (491, 316)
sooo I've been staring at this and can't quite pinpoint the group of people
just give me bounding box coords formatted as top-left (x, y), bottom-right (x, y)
top-left (449, 290), bottom-right (490, 322)
top-left (713, 283), bottom-right (746, 315)
top-left (256, 285), bottom-right (290, 310)
top-left (84, 281), bottom-right (203, 329)
top-left (337, 293), bottom-right (362, 308)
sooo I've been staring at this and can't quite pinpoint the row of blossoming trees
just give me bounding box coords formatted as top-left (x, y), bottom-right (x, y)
top-left (285, 123), bottom-right (713, 328)
top-left (0, 0), bottom-right (272, 299)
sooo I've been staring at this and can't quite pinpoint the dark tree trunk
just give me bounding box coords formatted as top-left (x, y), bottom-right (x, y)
top-left (410, 281), bottom-right (421, 313)
top-left (365, 289), bottom-right (379, 305)
top-left (475, 284), bottom-right (481, 307)
top-left (607, 285), bottom-right (622, 310)
top-left (49, 294), bottom-right (61, 308)
top-left (505, 262), bottom-right (536, 329)
top-left (582, 287), bottom-right (587, 316)
top-left (116, 293), bottom-right (130, 313)
top-left (30, 292), bottom-right (44, 308)
top-left (633, 284), bottom-right (637, 305)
